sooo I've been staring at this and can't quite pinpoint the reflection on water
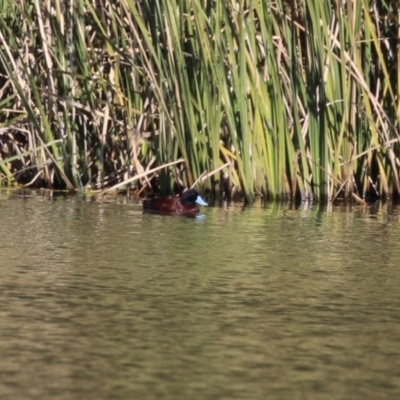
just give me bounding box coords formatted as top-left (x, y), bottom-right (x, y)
top-left (1, 190), bottom-right (400, 399)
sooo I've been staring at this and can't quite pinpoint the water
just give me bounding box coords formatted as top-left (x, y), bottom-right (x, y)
top-left (1, 190), bottom-right (400, 399)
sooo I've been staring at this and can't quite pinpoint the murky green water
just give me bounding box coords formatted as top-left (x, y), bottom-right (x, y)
top-left (1, 190), bottom-right (400, 399)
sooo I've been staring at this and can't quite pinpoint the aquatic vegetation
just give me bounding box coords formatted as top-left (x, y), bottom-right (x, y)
top-left (0, 0), bottom-right (398, 203)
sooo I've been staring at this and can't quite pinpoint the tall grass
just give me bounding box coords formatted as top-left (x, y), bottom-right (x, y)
top-left (0, 0), bottom-right (398, 202)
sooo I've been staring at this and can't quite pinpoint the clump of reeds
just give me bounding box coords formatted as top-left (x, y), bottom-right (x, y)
top-left (0, 0), bottom-right (398, 203)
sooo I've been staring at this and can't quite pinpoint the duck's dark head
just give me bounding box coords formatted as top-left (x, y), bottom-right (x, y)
top-left (180, 189), bottom-right (208, 206)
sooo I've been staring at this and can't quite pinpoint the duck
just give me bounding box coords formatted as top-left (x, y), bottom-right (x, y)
top-left (142, 189), bottom-right (208, 216)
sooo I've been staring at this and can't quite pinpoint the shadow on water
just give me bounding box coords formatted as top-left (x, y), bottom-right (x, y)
top-left (1, 190), bottom-right (400, 399)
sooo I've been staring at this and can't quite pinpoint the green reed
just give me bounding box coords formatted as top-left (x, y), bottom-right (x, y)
top-left (0, 0), bottom-right (398, 202)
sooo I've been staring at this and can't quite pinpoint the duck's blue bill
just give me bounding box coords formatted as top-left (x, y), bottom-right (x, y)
top-left (195, 196), bottom-right (208, 206)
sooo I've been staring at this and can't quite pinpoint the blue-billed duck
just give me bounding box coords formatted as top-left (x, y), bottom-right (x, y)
top-left (143, 189), bottom-right (207, 216)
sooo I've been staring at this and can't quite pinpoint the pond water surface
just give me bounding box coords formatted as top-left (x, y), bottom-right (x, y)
top-left (1, 190), bottom-right (400, 400)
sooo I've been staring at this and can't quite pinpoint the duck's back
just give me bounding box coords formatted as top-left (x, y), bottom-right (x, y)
top-left (143, 197), bottom-right (174, 212)
top-left (143, 197), bottom-right (198, 215)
